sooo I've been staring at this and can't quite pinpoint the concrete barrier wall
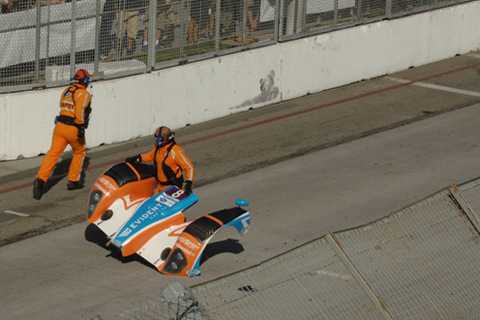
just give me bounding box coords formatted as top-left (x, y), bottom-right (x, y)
top-left (1, 2), bottom-right (479, 161)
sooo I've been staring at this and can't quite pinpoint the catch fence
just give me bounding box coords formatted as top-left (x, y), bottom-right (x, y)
top-left (96, 176), bottom-right (480, 319)
top-left (0, 0), bottom-right (473, 93)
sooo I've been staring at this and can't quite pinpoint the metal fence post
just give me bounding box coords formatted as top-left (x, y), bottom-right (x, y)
top-left (147, 0), bottom-right (156, 69)
top-left (448, 185), bottom-right (480, 234)
top-left (297, 0), bottom-right (306, 33)
top-left (334, 0), bottom-right (339, 26)
top-left (274, 0), bottom-right (281, 42)
top-left (215, 0), bottom-right (220, 51)
top-left (94, 0), bottom-right (102, 76)
top-left (386, 0), bottom-right (392, 17)
top-left (285, 0), bottom-right (296, 35)
top-left (70, 0), bottom-right (78, 79)
top-left (325, 233), bottom-right (394, 320)
top-left (34, 0), bottom-right (42, 84)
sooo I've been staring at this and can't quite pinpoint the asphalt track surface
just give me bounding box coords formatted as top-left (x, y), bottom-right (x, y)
top-left (1, 52), bottom-right (480, 319)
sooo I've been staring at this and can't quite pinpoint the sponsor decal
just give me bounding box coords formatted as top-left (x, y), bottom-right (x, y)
top-left (95, 177), bottom-right (116, 196)
top-left (178, 236), bottom-right (200, 250)
top-left (129, 202), bottom-right (165, 229)
top-left (165, 188), bottom-right (188, 201)
top-left (187, 269), bottom-right (201, 276)
top-left (176, 244), bottom-right (195, 257)
top-left (157, 195), bottom-right (175, 207)
top-left (241, 217), bottom-right (251, 236)
top-left (118, 228), bottom-right (132, 238)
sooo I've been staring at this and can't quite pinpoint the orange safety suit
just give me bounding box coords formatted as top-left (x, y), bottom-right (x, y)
top-left (141, 141), bottom-right (195, 194)
top-left (36, 83), bottom-right (91, 183)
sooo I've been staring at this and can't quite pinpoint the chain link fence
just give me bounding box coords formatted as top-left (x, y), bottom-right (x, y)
top-left (0, 0), bottom-right (473, 93)
top-left (95, 176), bottom-right (480, 319)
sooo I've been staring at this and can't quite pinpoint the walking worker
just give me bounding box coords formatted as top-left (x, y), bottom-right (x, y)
top-left (125, 126), bottom-right (195, 195)
top-left (33, 69), bottom-right (93, 200)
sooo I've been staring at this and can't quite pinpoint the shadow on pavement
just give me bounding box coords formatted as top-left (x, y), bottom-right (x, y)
top-left (42, 156), bottom-right (91, 194)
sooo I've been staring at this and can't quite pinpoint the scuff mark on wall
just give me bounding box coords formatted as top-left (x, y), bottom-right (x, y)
top-left (230, 70), bottom-right (279, 110)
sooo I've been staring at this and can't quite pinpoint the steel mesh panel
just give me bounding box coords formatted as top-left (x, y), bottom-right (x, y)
top-left (1, 9), bottom-right (38, 87)
top-left (191, 238), bottom-right (386, 320)
top-left (1, 0), bottom-right (103, 87)
top-left (335, 189), bottom-right (480, 320)
top-left (463, 305), bottom-right (480, 320)
top-left (302, 0), bottom-right (358, 33)
top-left (458, 178), bottom-right (480, 225)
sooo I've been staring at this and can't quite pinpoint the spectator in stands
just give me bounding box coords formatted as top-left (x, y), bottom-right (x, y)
top-left (115, 0), bottom-right (145, 56)
top-left (99, 0), bottom-right (117, 60)
top-left (125, 126), bottom-right (194, 195)
top-left (187, 0), bottom-right (201, 44)
top-left (142, 0), bottom-right (164, 51)
top-left (33, 69), bottom-right (92, 200)
top-left (219, 0), bottom-right (234, 38)
top-left (39, 0), bottom-right (66, 5)
top-left (157, 0), bottom-right (178, 47)
top-left (1, 0), bottom-right (19, 13)
top-left (142, 0), bottom-right (178, 49)
top-left (18, 0), bottom-right (36, 10)
top-left (247, 0), bottom-right (260, 32)
top-left (206, 0), bottom-right (215, 39)
top-left (187, 0), bottom-right (215, 43)
top-left (231, 0), bottom-right (259, 42)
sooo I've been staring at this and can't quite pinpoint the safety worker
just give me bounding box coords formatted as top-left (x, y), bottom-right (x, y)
top-left (125, 126), bottom-right (195, 195)
top-left (33, 69), bottom-right (93, 200)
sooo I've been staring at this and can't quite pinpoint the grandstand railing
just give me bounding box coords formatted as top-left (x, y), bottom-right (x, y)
top-left (0, 0), bottom-right (473, 94)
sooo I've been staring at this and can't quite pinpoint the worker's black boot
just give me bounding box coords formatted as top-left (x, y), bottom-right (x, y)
top-left (67, 181), bottom-right (84, 190)
top-left (33, 178), bottom-right (44, 200)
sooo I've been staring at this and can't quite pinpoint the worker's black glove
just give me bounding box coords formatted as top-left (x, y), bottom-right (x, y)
top-left (184, 180), bottom-right (193, 195)
top-left (125, 155), bottom-right (142, 164)
top-left (77, 125), bottom-right (85, 139)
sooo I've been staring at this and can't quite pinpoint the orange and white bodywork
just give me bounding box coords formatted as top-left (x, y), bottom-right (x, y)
top-left (85, 162), bottom-right (251, 277)
top-left (86, 163), bottom-right (158, 237)
top-left (142, 206), bottom-right (250, 276)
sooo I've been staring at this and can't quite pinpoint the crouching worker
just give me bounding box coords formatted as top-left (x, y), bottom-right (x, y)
top-left (33, 69), bottom-right (93, 200)
top-left (125, 126), bottom-right (195, 195)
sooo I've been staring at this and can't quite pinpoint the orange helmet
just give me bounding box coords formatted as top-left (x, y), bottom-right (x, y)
top-left (73, 69), bottom-right (92, 85)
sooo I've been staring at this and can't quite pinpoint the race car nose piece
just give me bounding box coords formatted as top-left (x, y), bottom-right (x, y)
top-left (236, 199), bottom-right (249, 207)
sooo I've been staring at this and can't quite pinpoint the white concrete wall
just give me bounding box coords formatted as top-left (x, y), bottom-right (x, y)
top-left (1, 2), bottom-right (479, 161)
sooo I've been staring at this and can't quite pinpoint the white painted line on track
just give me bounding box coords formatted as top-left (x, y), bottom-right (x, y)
top-left (386, 76), bottom-right (480, 98)
top-left (4, 210), bottom-right (30, 217)
top-left (467, 53), bottom-right (480, 59)
top-left (315, 269), bottom-right (351, 280)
